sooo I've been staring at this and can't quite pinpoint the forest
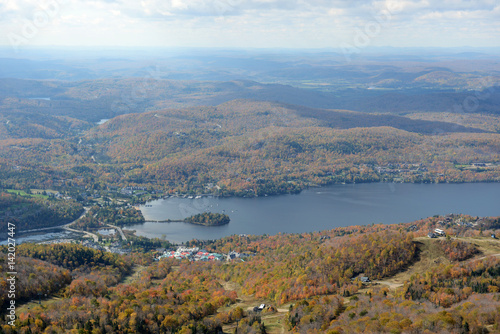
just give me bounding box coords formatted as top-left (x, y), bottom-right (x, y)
top-left (1, 98), bottom-right (499, 199)
top-left (0, 56), bottom-right (499, 199)
top-left (0, 191), bottom-right (83, 233)
top-left (0, 214), bottom-right (498, 333)
top-left (185, 213), bottom-right (231, 226)
top-left (89, 100), bottom-right (500, 196)
top-left (0, 55), bottom-right (499, 333)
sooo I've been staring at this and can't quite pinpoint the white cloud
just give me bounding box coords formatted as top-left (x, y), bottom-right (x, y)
top-left (0, 0), bottom-right (498, 48)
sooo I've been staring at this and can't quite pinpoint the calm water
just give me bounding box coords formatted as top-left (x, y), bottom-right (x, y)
top-left (28, 97), bottom-right (51, 101)
top-left (124, 183), bottom-right (500, 243)
top-left (97, 119), bottom-right (110, 125)
top-left (0, 230), bottom-right (76, 245)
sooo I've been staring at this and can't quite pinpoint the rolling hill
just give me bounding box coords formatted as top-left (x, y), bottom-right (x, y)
top-left (78, 100), bottom-right (500, 196)
top-left (1, 77), bottom-right (500, 126)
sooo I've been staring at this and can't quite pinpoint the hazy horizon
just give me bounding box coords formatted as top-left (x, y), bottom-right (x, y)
top-left (1, 0), bottom-right (499, 52)
top-left (1, 45), bottom-right (500, 63)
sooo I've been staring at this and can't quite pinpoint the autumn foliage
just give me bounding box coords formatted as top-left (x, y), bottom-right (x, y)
top-left (437, 238), bottom-right (480, 261)
top-left (0, 216), bottom-right (498, 333)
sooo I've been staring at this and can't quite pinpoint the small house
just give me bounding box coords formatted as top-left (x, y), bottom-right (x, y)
top-left (253, 304), bottom-right (266, 312)
top-left (360, 277), bottom-right (370, 283)
top-left (434, 229), bottom-right (446, 236)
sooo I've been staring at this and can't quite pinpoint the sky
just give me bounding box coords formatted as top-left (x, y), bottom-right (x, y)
top-left (0, 0), bottom-right (499, 50)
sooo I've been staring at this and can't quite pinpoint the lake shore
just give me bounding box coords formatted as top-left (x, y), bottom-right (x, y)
top-left (125, 182), bottom-right (500, 243)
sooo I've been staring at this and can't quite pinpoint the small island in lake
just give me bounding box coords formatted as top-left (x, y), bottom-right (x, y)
top-left (184, 212), bottom-right (230, 226)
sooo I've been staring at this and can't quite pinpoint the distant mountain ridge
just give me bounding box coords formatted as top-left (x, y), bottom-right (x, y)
top-left (1, 78), bottom-right (499, 126)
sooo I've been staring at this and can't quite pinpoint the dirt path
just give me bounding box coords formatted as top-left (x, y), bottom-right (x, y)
top-left (219, 280), bottom-right (259, 312)
top-left (16, 265), bottom-right (147, 315)
top-left (373, 237), bottom-right (450, 290)
top-left (375, 236), bottom-right (500, 291)
top-left (122, 265), bottom-right (147, 284)
top-left (219, 281), bottom-right (290, 334)
top-left (219, 237), bottom-right (500, 332)
top-left (458, 236), bottom-right (500, 258)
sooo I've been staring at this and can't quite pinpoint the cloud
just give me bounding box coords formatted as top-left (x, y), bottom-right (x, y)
top-left (0, 0), bottom-right (498, 48)
top-left (0, 0), bottom-right (40, 19)
top-left (135, 0), bottom-right (243, 17)
top-left (3, 0), bottom-right (498, 20)
top-left (125, 0), bottom-right (381, 18)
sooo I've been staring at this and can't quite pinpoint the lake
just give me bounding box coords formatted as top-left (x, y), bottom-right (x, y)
top-left (124, 182), bottom-right (500, 243)
top-left (28, 97), bottom-right (51, 101)
top-left (0, 230), bottom-right (78, 245)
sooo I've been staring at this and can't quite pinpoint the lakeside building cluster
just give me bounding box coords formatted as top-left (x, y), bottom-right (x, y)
top-left (156, 247), bottom-right (243, 262)
top-left (38, 238), bottom-right (129, 254)
top-left (427, 214), bottom-right (487, 238)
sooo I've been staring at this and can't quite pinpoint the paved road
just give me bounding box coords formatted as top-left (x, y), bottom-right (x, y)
top-left (62, 225), bottom-right (99, 243)
top-left (20, 207), bottom-right (89, 234)
top-left (106, 224), bottom-right (127, 241)
top-left (61, 207), bottom-right (100, 242)
top-left (19, 207), bottom-right (99, 243)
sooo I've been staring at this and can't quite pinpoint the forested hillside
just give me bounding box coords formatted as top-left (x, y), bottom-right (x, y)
top-left (84, 100), bottom-right (500, 196)
top-left (1, 73), bottom-right (500, 126)
top-left (1, 42), bottom-right (499, 334)
top-left (0, 71), bottom-right (498, 198)
top-left (0, 215), bottom-right (499, 333)
top-left (0, 191), bottom-right (83, 232)
top-left (0, 98), bottom-right (499, 197)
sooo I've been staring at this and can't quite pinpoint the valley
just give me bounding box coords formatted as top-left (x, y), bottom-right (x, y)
top-left (1, 214), bottom-right (500, 333)
top-left (0, 50), bottom-right (499, 333)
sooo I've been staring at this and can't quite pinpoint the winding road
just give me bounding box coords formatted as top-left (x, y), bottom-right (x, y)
top-left (106, 224), bottom-right (127, 241)
top-left (20, 207), bottom-right (100, 243)
top-left (20, 207), bottom-right (89, 234)
top-left (62, 207), bottom-right (100, 242)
